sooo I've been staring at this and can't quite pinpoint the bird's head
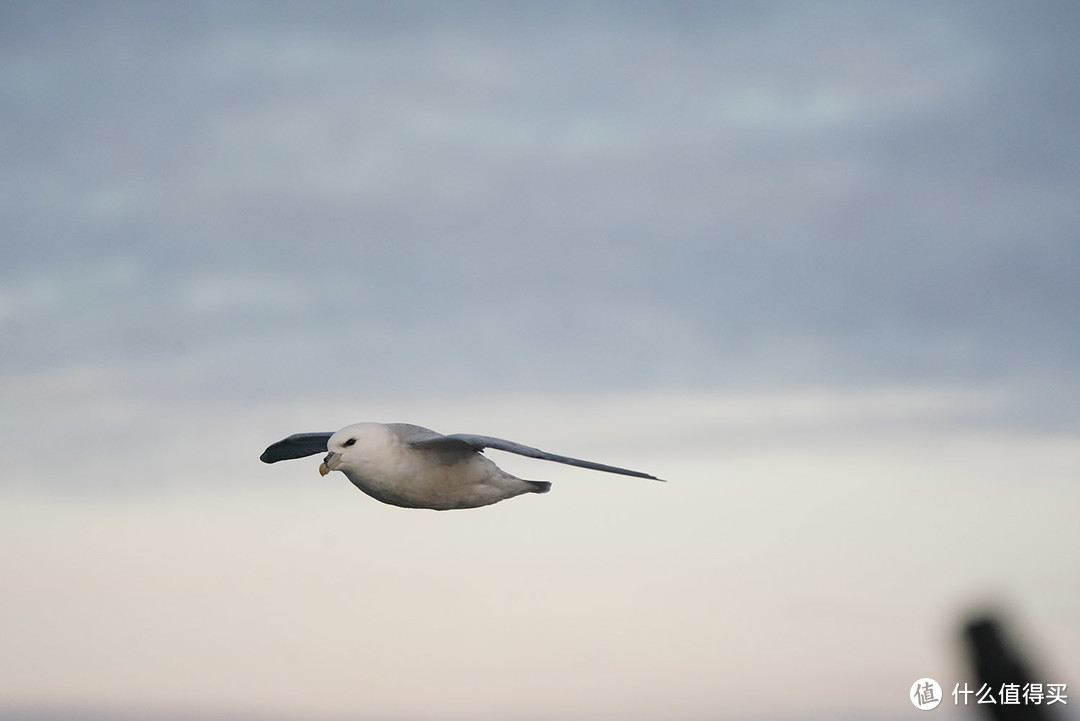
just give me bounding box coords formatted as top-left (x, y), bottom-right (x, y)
top-left (318, 423), bottom-right (384, 477)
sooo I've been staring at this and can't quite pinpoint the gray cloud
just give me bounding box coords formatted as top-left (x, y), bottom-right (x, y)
top-left (2, 1), bottom-right (1079, 401)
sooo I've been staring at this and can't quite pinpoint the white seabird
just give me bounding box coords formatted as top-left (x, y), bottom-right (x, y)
top-left (260, 422), bottom-right (662, 510)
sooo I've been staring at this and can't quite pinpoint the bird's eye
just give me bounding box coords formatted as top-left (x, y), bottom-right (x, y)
top-left (344, 438), bottom-right (356, 447)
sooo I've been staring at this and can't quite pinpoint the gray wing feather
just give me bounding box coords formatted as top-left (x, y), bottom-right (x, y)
top-left (410, 433), bottom-right (662, 481)
top-left (386, 423), bottom-right (445, 444)
top-left (260, 432), bottom-right (334, 463)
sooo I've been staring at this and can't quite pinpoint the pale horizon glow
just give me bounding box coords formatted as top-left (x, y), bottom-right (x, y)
top-left (2, 386), bottom-right (1078, 720)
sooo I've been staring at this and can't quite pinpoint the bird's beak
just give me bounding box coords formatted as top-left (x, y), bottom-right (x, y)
top-left (319, 451), bottom-right (342, 477)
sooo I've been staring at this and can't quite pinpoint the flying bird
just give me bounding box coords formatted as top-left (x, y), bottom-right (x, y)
top-left (260, 422), bottom-right (662, 510)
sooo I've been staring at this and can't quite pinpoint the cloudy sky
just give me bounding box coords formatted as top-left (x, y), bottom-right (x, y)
top-left (2, 2), bottom-right (1078, 720)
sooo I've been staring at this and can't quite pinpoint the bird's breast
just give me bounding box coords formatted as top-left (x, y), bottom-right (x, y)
top-left (341, 450), bottom-right (513, 510)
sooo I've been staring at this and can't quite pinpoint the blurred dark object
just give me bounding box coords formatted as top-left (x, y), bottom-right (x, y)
top-left (963, 615), bottom-right (1053, 721)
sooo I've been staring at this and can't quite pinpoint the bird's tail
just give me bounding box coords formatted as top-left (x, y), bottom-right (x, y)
top-left (527, 480), bottom-right (551, 494)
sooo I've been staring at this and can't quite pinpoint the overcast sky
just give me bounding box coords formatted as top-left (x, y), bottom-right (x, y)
top-left (1, 2), bottom-right (1078, 720)
top-left (4, 1), bottom-right (1079, 399)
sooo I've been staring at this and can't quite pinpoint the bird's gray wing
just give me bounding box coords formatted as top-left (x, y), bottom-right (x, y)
top-left (409, 433), bottom-right (663, 481)
top-left (260, 432), bottom-right (334, 463)
top-left (386, 423), bottom-right (445, 444)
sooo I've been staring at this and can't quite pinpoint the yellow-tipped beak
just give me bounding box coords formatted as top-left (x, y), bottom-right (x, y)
top-left (319, 452), bottom-right (342, 476)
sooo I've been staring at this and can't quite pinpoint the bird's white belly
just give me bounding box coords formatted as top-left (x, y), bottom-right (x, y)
top-left (342, 451), bottom-right (524, 510)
